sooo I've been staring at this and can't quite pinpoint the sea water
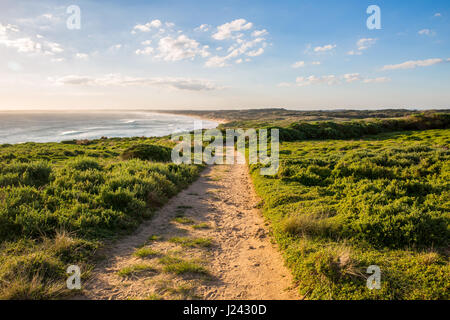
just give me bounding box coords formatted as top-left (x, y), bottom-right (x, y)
top-left (0, 111), bottom-right (218, 144)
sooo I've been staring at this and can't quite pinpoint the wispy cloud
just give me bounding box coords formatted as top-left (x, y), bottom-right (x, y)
top-left (75, 53), bottom-right (89, 60)
top-left (347, 38), bottom-right (377, 55)
top-left (212, 19), bottom-right (253, 40)
top-left (279, 73), bottom-right (391, 87)
top-left (131, 20), bottom-right (163, 33)
top-left (0, 22), bottom-right (64, 56)
top-left (206, 20), bottom-right (268, 67)
top-left (357, 38), bottom-right (377, 50)
top-left (313, 44), bottom-right (336, 53)
top-left (347, 50), bottom-right (362, 56)
top-left (382, 58), bottom-right (447, 70)
top-left (363, 77), bottom-right (391, 84)
top-left (295, 75), bottom-right (339, 86)
top-left (130, 18), bottom-right (267, 66)
top-left (50, 74), bottom-right (221, 91)
top-left (343, 73), bottom-right (362, 83)
top-left (155, 35), bottom-right (210, 61)
top-left (418, 29), bottom-right (435, 36)
top-left (291, 61), bottom-right (321, 68)
top-left (195, 24), bottom-right (210, 32)
top-left (291, 61), bottom-right (305, 68)
top-left (252, 29), bottom-right (268, 37)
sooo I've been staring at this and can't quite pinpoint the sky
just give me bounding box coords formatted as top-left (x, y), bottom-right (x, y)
top-left (0, 0), bottom-right (449, 110)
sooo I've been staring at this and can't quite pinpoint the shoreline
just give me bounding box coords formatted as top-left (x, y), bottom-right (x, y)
top-left (0, 111), bottom-right (225, 145)
top-left (151, 111), bottom-right (229, 125)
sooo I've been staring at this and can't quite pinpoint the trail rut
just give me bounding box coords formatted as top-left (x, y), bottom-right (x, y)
top-left (78, 158), bottom-right (298, 300)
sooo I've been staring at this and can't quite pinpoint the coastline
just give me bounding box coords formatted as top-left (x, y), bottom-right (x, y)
top-left (0, 111), bottom-right (223, 144)
top-left (151, 111), bottom-right (229, 125)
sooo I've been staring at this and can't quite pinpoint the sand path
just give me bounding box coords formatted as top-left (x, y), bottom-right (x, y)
top-left (77, 156), bottom-right (298, 300)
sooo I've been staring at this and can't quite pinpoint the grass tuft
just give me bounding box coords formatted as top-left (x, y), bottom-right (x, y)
top-left (117, 264), bottom-right (157, 277)
top-left (168, 237), bottom-right (213, 248)
top-left (192, 223), bottom-right (211, 229)
top-left (159, 256), bottom-right (208, 275)
top-left (172, 217), bottom-right (195, 224)
top-left (133, 247), bottom-right (160, 258)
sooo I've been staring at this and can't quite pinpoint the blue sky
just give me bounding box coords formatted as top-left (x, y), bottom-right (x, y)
top-left (0, 0), bottom-right (449, 109)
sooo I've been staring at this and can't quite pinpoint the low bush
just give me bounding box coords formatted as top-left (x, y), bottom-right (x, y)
top-left (251, 129), bottom-right (450, 299)
top-left (120, 144), bottom-right (172, 162)
top-left (0, 137), bottom-right (203, 299)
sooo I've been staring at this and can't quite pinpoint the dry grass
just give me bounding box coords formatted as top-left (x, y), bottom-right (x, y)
top-left (133, 247), bottom-right (160, 258)
top-left (282, 214), bottom-right (338, 238)
top-left (117, 264), bottom-right (158, 277)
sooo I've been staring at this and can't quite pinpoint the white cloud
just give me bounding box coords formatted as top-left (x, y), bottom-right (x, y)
top-left (41, 13), bottom-right (54, 20)
top-left (363, 77), bottom-right (391, 84)
top-left (75, 53), bottom-right (89, 60)
top-left (195, 24), bottom-right (210, 32)
top-left (357, 38), bottom-right (377, 50)
top-left (382, 58), bottom-right (446, 70)
top-left (0, 24), bottom-right (19, 33)
top-left (418, 29), bottom-right (435, 36)
top-left (205, 55), bottom-right (229, 68)
top-left (296, 75), bottom-right (339, 86)
top-left (277, 82), bottom-right (293, 88)
top-left (434, 13), bottom-right (442, 17)
top-left (247, 47), bottom-right (264, 57)
top-left (135, 47), bottom-right (154, 55)
top-left (281, 73), bottom-right (391, 87)
top-left (206, 35), bottom-right (267, 67)
top-left (347, 50), bottom-right (362, 56)
top-left (0, 23), bottom-right (64, 56)
top-left (347, 38), bottom-right (377, 56)
top-left (212, 19), bottom-right (253, 40)
top-left (50, 74), bottom-right (220, 91)
top-left (252, 29), bottom-right (268, 37)
top-left (132, 20), bottom-right (163, 33)
top-left (47, 41), bottom-right (63, 53)
top-left (292, 61), bottom-right (321, 68)
top-left (343, 73), bottom-right (362, 83)
top-left (155, 35), bottom-right (210, 61)
top-left (0, 36), bottom-right (40, 53)
top-left (313, 44), bottom-right (336, 53)
top-left (292, 61), bottom-right (305, 68)
top-left (141, 40), bottom-right (152, 45)
top-left (235, 58), bottom-right (243, 64)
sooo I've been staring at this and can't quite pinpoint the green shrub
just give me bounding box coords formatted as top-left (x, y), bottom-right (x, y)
top-left (0, 137), bottom-right (203, 299)
top-left (250, 129), bottom-right (450, 299)
top-left (0, 162), bottom-right (51, 187)
top-left (120, 144), bottom-right (172, 162)
top-left (70, 158), bottom-right (102, 171)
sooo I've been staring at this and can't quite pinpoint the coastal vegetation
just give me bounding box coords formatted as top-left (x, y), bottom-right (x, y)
top-left (250, 128), bottom-right (449, 299)
top-left (0, 136), bottom-right (203, 299)
top-left (0, 110), bottom-right (448, 300)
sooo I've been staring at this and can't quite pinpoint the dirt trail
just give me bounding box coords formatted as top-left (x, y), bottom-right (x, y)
top-left (78, 154), bottom-right (299, 300)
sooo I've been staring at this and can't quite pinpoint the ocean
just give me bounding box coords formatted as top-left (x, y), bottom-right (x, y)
top-left (0, 111), bottom-right (218, 144)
